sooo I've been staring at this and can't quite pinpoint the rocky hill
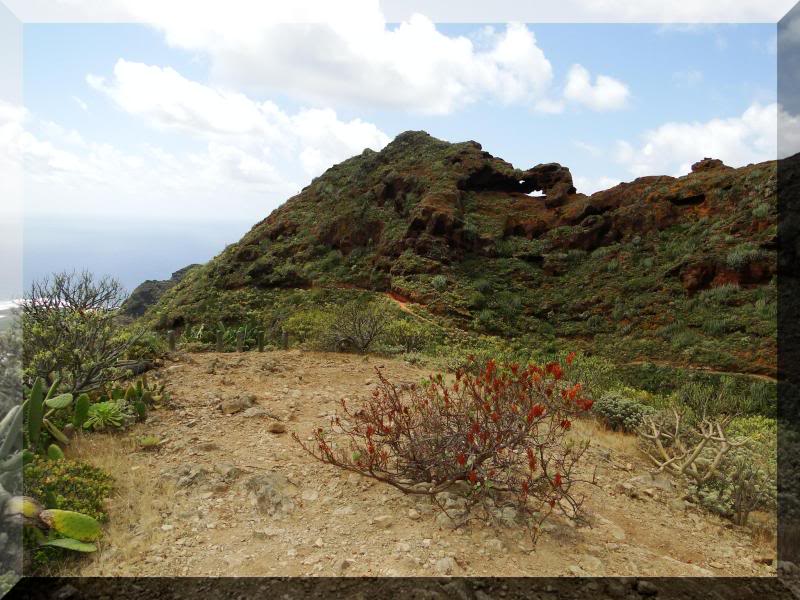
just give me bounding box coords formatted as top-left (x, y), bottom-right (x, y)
top-left (143, 131), bottom-right (777, 376)
top-left (122, 264), bottom-right (200, 319)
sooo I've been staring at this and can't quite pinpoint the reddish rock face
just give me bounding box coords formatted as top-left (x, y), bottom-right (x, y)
top-left (679, 256), bottom-right (776, 293)
top-left (691, 157), bottom-right (733, 173)
top-left (195, 129), bottom-right (776, 303)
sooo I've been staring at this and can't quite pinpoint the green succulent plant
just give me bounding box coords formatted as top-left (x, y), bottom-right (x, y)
top-left (83, 400), bottom-right (125, 431)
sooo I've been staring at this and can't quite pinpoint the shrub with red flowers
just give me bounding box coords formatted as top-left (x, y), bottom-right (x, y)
top-left (293, 354), bottom-right (595, 542)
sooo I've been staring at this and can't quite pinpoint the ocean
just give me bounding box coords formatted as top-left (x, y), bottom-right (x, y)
top-left (21, 216), bottom-right (254, 296)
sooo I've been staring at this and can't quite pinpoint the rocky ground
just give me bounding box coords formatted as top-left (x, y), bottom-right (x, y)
top-left (68, 351), bottom-right (777, 578)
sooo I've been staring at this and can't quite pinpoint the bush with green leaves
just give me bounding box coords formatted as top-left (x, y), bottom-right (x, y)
top-left (23, 456), bottom-right (112, 522)
top-left (22, 271), bottom-right (144, 394)
top-left (687, 442), bottom-right (776, 526)
top-left (638, 406), bottom-right (776, 527)
top-left (283, 309), bottom-right (333, 345)
top-left (431, 275), bottom-right (448, 292)
top-left (593, 390), bottom-right (656, 432)
top-left (321, 298), bottom-right (391, 353)
top-left (381, 319), bottom-right (431, 354)
top-left (22, 455), bottom-right (112, 571)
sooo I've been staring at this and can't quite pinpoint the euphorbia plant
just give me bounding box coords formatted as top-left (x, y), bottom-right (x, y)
top-left (293, 354), bottom-right (596, 542)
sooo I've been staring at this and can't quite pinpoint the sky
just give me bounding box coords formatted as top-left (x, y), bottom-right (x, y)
top-left (0, 1), bottom-right (794, 296)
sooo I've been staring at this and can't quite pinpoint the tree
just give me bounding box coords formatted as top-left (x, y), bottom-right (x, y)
top-left (324, 298), bottom-right (390, 353)
top-left (22, 271), bottom-right (142, 394)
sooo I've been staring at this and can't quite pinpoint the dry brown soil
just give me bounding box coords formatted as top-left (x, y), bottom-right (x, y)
top-left (66, 351), bottom-right (776, 578)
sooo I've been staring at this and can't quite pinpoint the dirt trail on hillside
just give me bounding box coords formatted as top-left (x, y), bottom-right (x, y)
top-left (623, 359), bottom-right (777, 383)
top-left (70, 351), bottom-right (776, 578)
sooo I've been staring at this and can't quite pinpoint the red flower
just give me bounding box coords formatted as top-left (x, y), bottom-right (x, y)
top-left (561, 418), bottom-right (571, 430)
top-left (510, 363), bottom-right (519, 375)
top-left (554, 473), bottom-right (562, 487)
top-left (456, 452), bottom-right (467, 466)
top-left (366, 425), bottom-right (375, 438)
top-left (566, 351), bottom-right (576, 365)
top-left (526, 447), bottom-right (537, 472)
top-left (491, 411), bottom-right (500, 423)
top-left (527, 404), bottom-right (545, 423)
top-left (521, 481), bottom-right (529, 495)
top-left (545, 362), bottom-right (563, 380)
top-left (468, 470), bottom-right (478, 484)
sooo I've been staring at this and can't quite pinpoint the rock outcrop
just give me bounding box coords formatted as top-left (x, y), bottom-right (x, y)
top-left (122, 264), bottom-right (199, 318)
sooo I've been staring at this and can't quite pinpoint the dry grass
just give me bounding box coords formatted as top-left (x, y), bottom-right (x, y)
top-left (748, 511), bottom-right (777, 552)
top-left (571, 417), bottom-right (641, 458)
top-left (62, 427), bottom-right (175, 576)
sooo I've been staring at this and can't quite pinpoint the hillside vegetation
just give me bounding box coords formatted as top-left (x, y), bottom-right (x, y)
top-left (141, 131), bottom-right (776, 380)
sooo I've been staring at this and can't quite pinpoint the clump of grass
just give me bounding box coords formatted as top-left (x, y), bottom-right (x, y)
top-left (698, 283), bottom-right (741, 305)
top-left (726, 243), bottom-right (766, 270)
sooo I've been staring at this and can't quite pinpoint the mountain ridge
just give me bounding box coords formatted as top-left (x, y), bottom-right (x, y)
top-left (140, 130), bottom-right (778, 376)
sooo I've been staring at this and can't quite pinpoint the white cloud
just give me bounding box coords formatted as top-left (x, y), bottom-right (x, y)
top-left (88, 59), bottom-right (390, 177)
top-left (99, 2), bottom-right (568, 115)
top-left (573, 175), bottom-right (621, 194)
top-left (564, 64), bottom-right (630, 111)
top-left (533, 98), bottom-right (565, 114)
top-left (614, 102), bottom-right (790, 177)
top-left (72, 96), bottom-right (89, 112)
top-left (0, 99), bottom-right (299, 222)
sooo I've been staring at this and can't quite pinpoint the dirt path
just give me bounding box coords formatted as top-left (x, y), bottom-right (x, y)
top-left (623, 359), bottom-right (777, 383)
top-left (70, 351), bottom-right (776, 577)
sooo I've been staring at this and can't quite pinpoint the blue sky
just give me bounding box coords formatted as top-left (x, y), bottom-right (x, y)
top-left (5, 14), bottom-right (783, 293)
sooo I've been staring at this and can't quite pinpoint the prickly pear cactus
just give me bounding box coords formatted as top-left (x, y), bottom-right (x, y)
top-left (38, 509), bottom-right (101, 542)
top-left (26, 379), bottom-right (45, 448)
top-left (72, 394), bottom-right (90, 428)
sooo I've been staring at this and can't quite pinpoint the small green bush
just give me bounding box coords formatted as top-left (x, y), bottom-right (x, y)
top-left (726, 243), bottom-right (766, 270)
top-left (593, 391), bottom-right (656, 432)
top-left (431, 275), bottom-right (448, 292)
top-left (24, 455), bottom-right (113, 522)
top-left (283, 309), bottom-right (333, 344)
top-left (752, 203), bottom-right (771, 219)
top-left (381, 319), bottom-right (431, 353)
top-left (322, 298), bottom-right (391, 353)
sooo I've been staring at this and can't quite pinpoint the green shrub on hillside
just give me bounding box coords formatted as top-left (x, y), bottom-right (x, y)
top-left (24, 456), bottom-right (113, 522)
top-left (381, 319), bottom-right (432, 353)
top-left (321, 298), bottom-right (391, 353)
top-left (283, 309), bottom-right (334, 345)
top-left (726, 243), bottom-right (766, 270)
top-left (22, 271), bottom-right (145, 394)
top-left (431, 275), bottom-right (448, 292)
top-left (23, 454), bottom-right (114, 573)
top-left (593, 391), bottom-right (656, 432)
